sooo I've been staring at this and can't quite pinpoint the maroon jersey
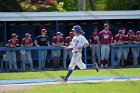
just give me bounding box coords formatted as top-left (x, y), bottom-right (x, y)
top-left (125, 35), bottom-right (136, 42)
top-left (6, 39), bottom-right (19, 47)
top-left (89, 33), bottom-right (98, 44)
top-left (65, 36), bottom-right (72, 45)
top-left (114, 34), bottom-right (125, 42)
top-left (135, 36), bottom-right (140, 42)
top-left (98, 30), bottom-right (113, 44)
top-left (21, 38), bottom-right (33, 46)
top-left (52, 36), bottom-right (64, 44)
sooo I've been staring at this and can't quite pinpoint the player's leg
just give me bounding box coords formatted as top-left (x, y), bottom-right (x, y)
top-left (56, 50), bottom-right (61, 69)
top-left (63, 50), bottom-right (68, 69)
top-left (41, 50), bottom-right (47, 70)
top-left (104, 45), bottom-right (110, 68)
top-left (91, 44), bottom-right (96, 64)
top-left (138, 47), bottom-right (140, 63)
top-left (132, 48), bottom-right (138, 66)
top-left (61, 53), bottom-right (80, 81)
top-left (100, 45), bottom-right (106, 68)
top-left (76, 52), bottom-right (86, 69)
top-left (6, 51), bottom-right (12, 71)
top-left (122, 48), bottom-right (129, 66)
top-left (52, 50), bottom-right (57, 69)
top-left (68, 49), bottom-right (73, 60)
top-left (20, 52), bottom-right (26, 71)
top-left (116, 48), bottom-right (122, 67)
top-left (96, 44), bottom-right (100, 64)
top-left (26, 51), bottom-right (33, 70)
top-left (77, 55), bottom-right (99, 72)
top-left (12, 51), bottom-right (17, 71)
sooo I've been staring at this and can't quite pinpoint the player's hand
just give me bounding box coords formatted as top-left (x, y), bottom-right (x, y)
top-left (25, 45), bottom-right (30, 47)
top-left (83, 43), bottom-right (89, 48)
top-left (64, 47), bottom-right (68, 51)
top-left (36, 45), bottom-right (40, 46)
top-left (77, 46), bottom-right (83, 50)
top-left (9, 45), bottom-right (16, 48)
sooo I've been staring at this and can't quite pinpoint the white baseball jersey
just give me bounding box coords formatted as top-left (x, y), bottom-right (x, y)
top-left (67, 35), bottom-right (89, 53)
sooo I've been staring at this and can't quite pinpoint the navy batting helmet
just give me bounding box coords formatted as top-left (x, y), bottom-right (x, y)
top-left (72, 25), bottom-right (81, 33)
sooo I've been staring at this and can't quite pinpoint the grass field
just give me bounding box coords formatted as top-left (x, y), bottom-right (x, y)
top-left (1, 68), bottom-right (140, 93)
top-left (5, 80), bottom-right (140, 93)
top-left (0, 68), bottom-right (140, 80)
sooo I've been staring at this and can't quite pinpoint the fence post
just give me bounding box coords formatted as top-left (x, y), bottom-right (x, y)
top-left (38, 49), bottom-right (42, 70)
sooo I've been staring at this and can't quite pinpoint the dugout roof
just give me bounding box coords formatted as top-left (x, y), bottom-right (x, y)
top-left (0, 10), bottom-right (140, 21)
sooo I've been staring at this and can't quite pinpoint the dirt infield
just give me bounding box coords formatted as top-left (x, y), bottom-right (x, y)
top-left (0, 84), bottom-right (33, 93)
top-left (0, 78), bottom-right (139, 93)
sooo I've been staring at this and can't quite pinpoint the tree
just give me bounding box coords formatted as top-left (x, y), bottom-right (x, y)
top-left (57, 0), bottom-right (78, 11)
top-left (18, 0), bottom-right (65, 12)
top-left (0, 0), bottom-right (22, 12)
top-left (105, 0), bottom-right (140, 10)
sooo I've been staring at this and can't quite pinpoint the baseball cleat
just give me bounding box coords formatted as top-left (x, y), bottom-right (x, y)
top-left (60, 76), bottom-right (67, 82)
top-left (94, 63), bottom-right (99, 72)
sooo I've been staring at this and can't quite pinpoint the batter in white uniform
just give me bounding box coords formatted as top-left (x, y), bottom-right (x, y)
top-left (60, 25), bottom-right (99, 82)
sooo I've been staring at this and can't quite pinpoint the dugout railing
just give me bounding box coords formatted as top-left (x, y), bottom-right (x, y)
top-left (111, 44), bottom-right (140, 67)
top-left (0, 44), bottom-right (139, 70)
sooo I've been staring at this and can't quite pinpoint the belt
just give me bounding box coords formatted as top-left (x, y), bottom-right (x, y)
top-left (103, 44), bottom-right (108, 45)
top-left (74, 51), bottom-right (81, 53)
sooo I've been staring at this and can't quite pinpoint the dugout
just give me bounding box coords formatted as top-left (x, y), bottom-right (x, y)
top-left (0, 11), bottom-right (140, 68)
top-left (0, 11), bottom-right (140, 44)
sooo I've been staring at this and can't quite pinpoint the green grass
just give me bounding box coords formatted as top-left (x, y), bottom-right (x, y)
top-left (6, 80), bottom-right (140, 93)
top-left (0, 68), bottom-right (140, 80)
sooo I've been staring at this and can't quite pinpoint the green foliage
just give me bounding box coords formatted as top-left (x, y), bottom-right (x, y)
top-left (58, 0), bottom-right (78, 11)
top-left (18, 0), bottom-right (65, 12)
top-left (0, 0), bottom-right (140, 12)
top-left (105, 0), bottom-right (140, 10)
top-left (0, 0), bottom-right (23, 12)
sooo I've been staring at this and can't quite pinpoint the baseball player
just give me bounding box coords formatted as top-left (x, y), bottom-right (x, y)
top-left (6, 33), bottom-right (19, 71)
top-left (126, 30), bottom-right (138, 66)
top-left (98, 23), bottom-right (113, 68)
top-left (63, 31), bottom-right (74, 69)
top-left (114, 30), bottom-right (125, 67)
top-left (20, 33), bottom-right (33, 71)
top-left (89, 26), bottom-right (100, 64)
top-left (34, 29), bottom-right (50, 70)
top-left (120, 28), bottom-right (128, 66)
top-left (135, 31), bottom-right (140, 64)
top-left (60, 25), bottom-right (99, 82)
top-left (52, 32), bottom-right (64, 69)
top-left (125, 30), bottom-right (136, 66)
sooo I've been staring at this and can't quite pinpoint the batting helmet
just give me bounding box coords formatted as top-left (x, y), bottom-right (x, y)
top-left (72, 25), bottom-right (81, 33)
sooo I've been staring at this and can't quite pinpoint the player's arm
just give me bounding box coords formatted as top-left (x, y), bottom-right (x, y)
top-left (96, 36), bottom-right (101, 45)
top-left (111, 37), bottom-right (113, 44)
top-left (34, 40), bottom-right (39, 46)
top-left (47, 41), bottom-right (50, 46)
top-left (83, 36), bottom-right (89, 48)
top-left (78, 36), bottom-right (89, 49)
top-left (83, 43), bottom-right (89, 48)
top-left (34, 37), bottom-right (40, 46)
